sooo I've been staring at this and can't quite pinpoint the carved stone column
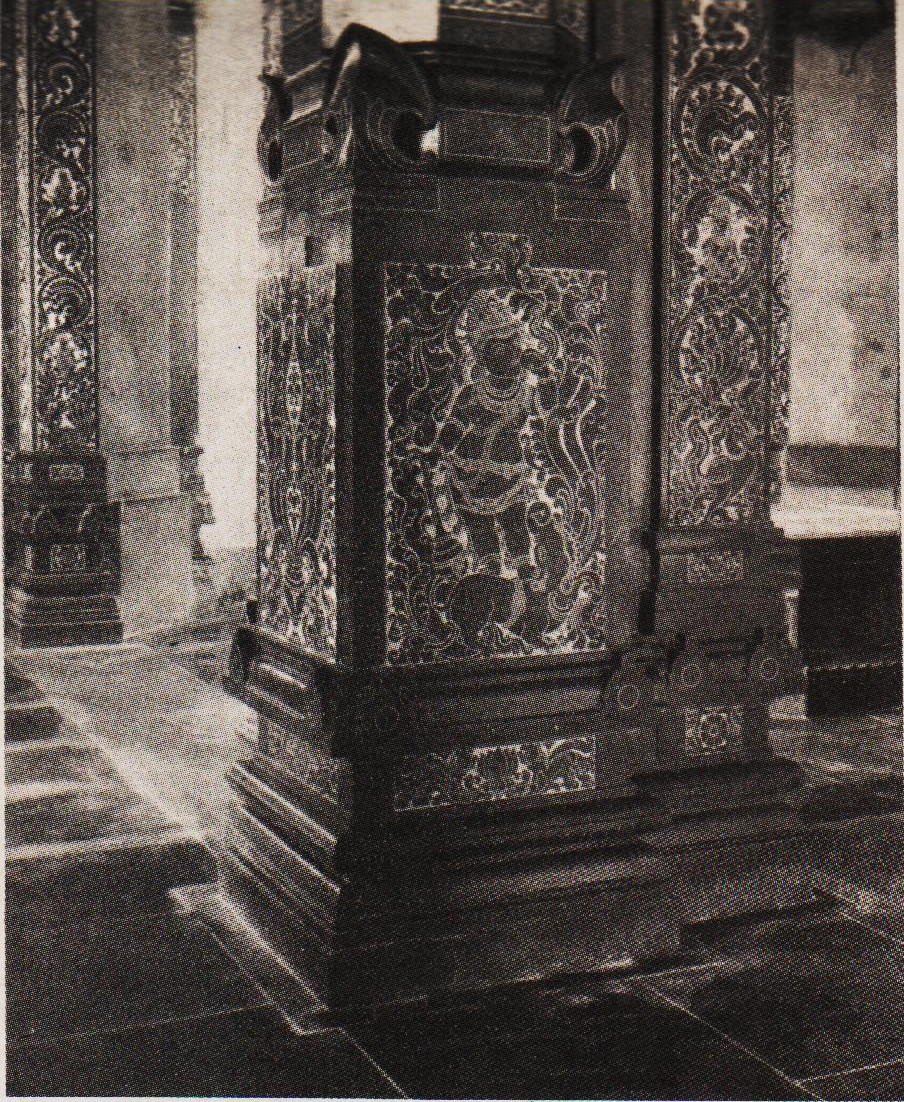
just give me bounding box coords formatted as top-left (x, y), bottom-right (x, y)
top-left (223, 0), bottom-right (899, 1017)
top-left (2, 0), bottom-right (123, 646)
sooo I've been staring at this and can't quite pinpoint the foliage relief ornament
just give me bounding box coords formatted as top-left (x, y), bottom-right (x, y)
top-left (29, 0), bottom-right (97, 451)
top-left (385, 232), bottom-right (610, 665)
top-left (665, 0), bottom-right (789, 526)
top-left (394, 734), bottom-right (597, 812)
top-left (257, 268), bottom-right (337, 661)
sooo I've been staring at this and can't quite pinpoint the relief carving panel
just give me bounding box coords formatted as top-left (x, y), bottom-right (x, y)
top-left (684, 704), bottom-right (744, 757)
top-left (394, 734), bottom-right (597, 811)
top-left (685, 549), bottom-right (745, 585)
top-left (665, 0), bottom-right (789, 526)
top-left (385, 234), bottom-right (609, 665)
top-left (258, 268), bottom-right (337, 661)
top-left (28, 0), bottom-right (98, 451)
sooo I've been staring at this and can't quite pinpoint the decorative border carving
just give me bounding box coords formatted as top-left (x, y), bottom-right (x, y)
top-left (47, 461), bottom-right (85, 482)
top-left (767, 80), bottom-right (793, 502)
top-left (394, 734), bottom-right (596, 811)
top-left (15, 0), bottom-right (34, 451)
top-left (49, 541), bottom-right (87, 573)
top-left (169, 14), bottom-right (195, 199)
top-left (664, 0), bottom-right (788, 527)
top-left (686, 549), bottom-right (745, 586)
top-left (27, 0), bottom-right (98, 451)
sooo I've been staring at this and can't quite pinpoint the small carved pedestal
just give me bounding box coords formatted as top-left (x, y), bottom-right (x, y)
top-left (5, 454), bottom-right (123, 647)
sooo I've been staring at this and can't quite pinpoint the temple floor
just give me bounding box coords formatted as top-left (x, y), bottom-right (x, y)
top-left (5, 641), bottom-right (903, 1100)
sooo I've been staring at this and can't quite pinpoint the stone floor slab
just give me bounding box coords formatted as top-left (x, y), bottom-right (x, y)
top-left (639, 914), bottom-right (904, 1082)
top-left (804, 1058), bottom-right (904, 1101)
top-left (7, 1007), bottom-right (403, 1098)
top-left (14, 644), bottom-right (257, 846)
top-left (7, 911), bottom-right (267, 1047)
top-left (349, 977), bottom-right (811, 1100)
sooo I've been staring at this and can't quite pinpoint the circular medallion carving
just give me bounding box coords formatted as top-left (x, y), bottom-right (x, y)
top-left (674, 75), bottom-right (765, 181)
top-left (678, 188), bottom-right (765, 295)
top-left (616, 682), bottom-right (641, 712)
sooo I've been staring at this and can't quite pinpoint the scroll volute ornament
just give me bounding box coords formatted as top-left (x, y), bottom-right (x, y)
top-left (258, 71), bottom-right (292, 183)
top-left (322, 24), bottom-right (437, 173)
top-left (555, 59), bottom-right (628, 189)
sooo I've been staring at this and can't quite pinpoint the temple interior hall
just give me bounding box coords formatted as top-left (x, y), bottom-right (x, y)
top-left (3, 0), bottom-right (903, 1098)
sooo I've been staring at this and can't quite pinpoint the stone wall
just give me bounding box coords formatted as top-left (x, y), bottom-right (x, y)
top-left (789, 28), bottom-right (898, 458)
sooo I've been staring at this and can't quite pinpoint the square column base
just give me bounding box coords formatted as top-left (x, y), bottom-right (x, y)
top-left (4, 454), bottom-right (123, 649)
top-left (5, 587), bottom-right (123, 648)
top-left (219, 734), bottom-right (902, 1022)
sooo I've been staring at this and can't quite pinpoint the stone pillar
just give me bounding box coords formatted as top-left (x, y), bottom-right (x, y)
top-left (167, 0), bottom-right (215, 616)
top-left (648, 0), bottom-right (800, 764)
top-left (94, 0), bottom-right (195, 637)
top-left (2, 0), bottom-right (123, 646)
top-left (2, 0), bottom-right (203, 643)
top-left (223, 0), bottom-right (895, 1017)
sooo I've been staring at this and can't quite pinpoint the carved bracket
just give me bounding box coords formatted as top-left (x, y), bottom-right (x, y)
top-left (322, 24), bottom-right (438, 173)
top-left (555, 60), bottom-right (629, 188)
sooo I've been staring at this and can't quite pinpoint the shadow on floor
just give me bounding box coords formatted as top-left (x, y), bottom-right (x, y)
top-left (5, 647), bottom-right (903, 1100)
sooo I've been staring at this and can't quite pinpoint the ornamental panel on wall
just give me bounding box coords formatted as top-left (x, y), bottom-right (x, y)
top-left (394, 734), bottom-right (597, 812)
top-left (257, 267), bottom-right (337, 661)
top-left (664, 0), bottom-right (790, 526)
top-left (385, 233), bottom-right (609, 665)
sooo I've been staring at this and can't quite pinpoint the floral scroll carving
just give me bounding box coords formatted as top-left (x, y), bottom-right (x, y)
top-left (394, 734), bottom-right (597, 812)
top-left (258, 269), bottom-right (337, 661)
top-left (665, 0), bottom-right (791, 526)
top-left (28, 0), bottom-right (98, 451)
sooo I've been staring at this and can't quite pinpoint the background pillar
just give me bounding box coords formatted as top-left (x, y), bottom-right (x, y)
top-left (167, 0), bottom-right (215, 617)
top-left (2, 0), bottom-right (123, 647)
top-left (94, 0), bottom-right (196, 637)
top-left (2, 0), bottom-right (208, 643)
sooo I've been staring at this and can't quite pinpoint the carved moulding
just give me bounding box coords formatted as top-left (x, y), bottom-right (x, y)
top-left (317, 24), bottom-right (627, 187)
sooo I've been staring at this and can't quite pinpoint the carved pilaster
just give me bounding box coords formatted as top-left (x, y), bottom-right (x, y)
top-left (2, 0), bottom-right (122, 647)
top-left (647, 0), bottom-right (800, 761)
